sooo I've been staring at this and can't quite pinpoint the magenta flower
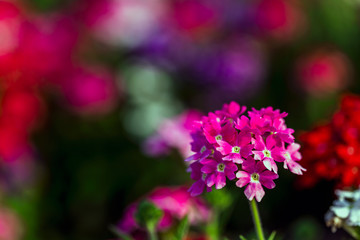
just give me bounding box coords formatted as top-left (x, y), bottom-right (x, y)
top-left (203, 118), bottom-right (236, 144)
top-left (235, 115), bottom-right (263, 137)
top-left (253, 135), bottom-right (284, 173)
top-left (283, 143), bottom-right (306, 175)
top-left (270, 118), bottom-right (295, 144)
top-left (200, 154), bottom-right (238, 189)
top-left (215, 101), bottom-right (246, 121)
top-left (236, 157), bottom-right (278, 202)
top-left (216, 131), bottom-right (253, 163)
top-left (184, 101), bottom-right (304, 202)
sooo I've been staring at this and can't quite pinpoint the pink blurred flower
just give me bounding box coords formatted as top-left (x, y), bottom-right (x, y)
top-left (171, 0), bottom-right (221, 40)
top-left (84, 0), bottom-right (168, 48)
top-left (0, 1), bottom-right (23, 56)
top-left (117, 186), bottom-right (211, 238)
top-left (0, 207), bottom-right (23, 240)
top-left (59, 65), bottom-right (118, 115)
top-left (296, 48), bottom-right (352, 96)
top-left (144, 110), bottom-right (202, 158)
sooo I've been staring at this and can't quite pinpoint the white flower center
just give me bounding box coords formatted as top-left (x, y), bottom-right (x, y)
top-left (232, 146), bottom-right (241, 153)
top-left (251, 173), bottom-right (260, 182)
top-left (263, 149), bottom-right (271, 158)
top-left (215, 135), bottom-right (222, 141)
top-left (217, 163), bottom-right (225, 172)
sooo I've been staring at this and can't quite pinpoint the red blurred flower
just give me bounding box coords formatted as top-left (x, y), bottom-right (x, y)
top-left (300, 95), bottom-right (360, 188)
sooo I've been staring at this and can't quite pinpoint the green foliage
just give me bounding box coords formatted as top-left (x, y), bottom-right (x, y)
top-left (173, 216), bottom-right (189, 240)
top-left (239, 235), bottom-right (248, 240)
top-left (135, 200), bottom-right (163, 231)
top-left (267, 231), bottom-right (276, 240)
top-left (206, 189), bottom-right (233, 211)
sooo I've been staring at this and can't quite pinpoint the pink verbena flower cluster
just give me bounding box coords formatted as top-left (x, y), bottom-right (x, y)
top-left (186, 101), bottom-right (306, 202)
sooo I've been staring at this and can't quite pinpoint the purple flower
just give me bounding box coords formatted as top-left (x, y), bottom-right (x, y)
top-left (185, 132), bottom-right (213, 162)
top-left (236, 157), bottom-right (278, 202)
top-left (188, 161), bottom-right (212, 196)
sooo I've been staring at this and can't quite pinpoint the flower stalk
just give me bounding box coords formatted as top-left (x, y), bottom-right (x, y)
top-left (249, 199), bottom-right (265, 240)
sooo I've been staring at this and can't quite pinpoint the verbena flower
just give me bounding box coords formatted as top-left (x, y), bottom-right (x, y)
top-left (236, 157), bottom-right (278, 202)
top-left (186, 101), bottom-right (305, 201)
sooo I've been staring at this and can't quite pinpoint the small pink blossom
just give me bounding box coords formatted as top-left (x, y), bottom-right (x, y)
top-left (236, 157), bottom-right (278, 202)
top-left (216, 131), bottom-right (252, 163)
top-left (283, 143), bottom-right (306, 175)
top-left (215, 101), bottom-right (246, 121)
top-left (200, 154), bottom-right (238, 189)
top-left (203, 118), bottom-right (236, 144)
top-left (253, 135), bottom-right (285, 173)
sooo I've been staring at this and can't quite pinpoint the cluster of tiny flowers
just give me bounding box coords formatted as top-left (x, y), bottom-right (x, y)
top-left (300, 95), bottom-right (360, 188)
top-left (325, 188), bottom-right (360, 233)
top-left (186, 101), bottom-right (305, 202)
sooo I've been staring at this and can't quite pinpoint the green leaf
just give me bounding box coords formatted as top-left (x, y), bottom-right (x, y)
top-left (174, 216), bottom-right (189, 240)
top-left (206, 188), bottom-right (233, 211)
top-left (135, 200), bottom-right (163, 231)
top-left (268, 231), bottom-right (276, 240)
top-left (109, 225), bottom-right (134, 240)
top-left (239, 235), bottom-right (248, 240)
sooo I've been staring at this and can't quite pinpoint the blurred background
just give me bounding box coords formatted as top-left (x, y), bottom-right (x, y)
top-left (0, 0), bottom-right (359, 239)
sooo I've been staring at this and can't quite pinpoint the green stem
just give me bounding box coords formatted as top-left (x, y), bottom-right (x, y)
top-left (343, 225), bottom-right (360, 240)
top-left (249, 199), bottom-right (265, 240)
top-left (147, 225), bottom-right (158, 240)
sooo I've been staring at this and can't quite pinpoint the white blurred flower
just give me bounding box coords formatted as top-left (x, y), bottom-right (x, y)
top-left (326, 187), bottom-right (360, 233)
